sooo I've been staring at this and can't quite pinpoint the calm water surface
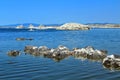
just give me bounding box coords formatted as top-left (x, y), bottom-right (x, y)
top-left (0, 28), bottom-right (120, 80)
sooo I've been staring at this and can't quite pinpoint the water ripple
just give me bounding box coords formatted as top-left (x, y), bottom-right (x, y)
top-left (1, 29), bottom-right (120, 79)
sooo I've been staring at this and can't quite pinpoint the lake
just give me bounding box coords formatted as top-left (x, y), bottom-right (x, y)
top-left (0, 28), bottom-right (120, 80)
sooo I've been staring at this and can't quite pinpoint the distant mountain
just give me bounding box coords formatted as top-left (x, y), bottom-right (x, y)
top-left (85, 23), bottom-right (119, 25)
top-left (86, 23), bottom-right (120, 28)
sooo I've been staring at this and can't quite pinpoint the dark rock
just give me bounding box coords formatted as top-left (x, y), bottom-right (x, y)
top-left (24, 45), bottom-right (70, 61)
top-left (16, 38), bottom-right (33, 41)
top-left (26, 38), bottom-right (33, 41)
top-left (43, 45), bottom-right (70, 59)
top-left (24, 45), bottom-right (38, 54)
top-left (7, 50), bottom-right (20, 57)
top-left (103, 54), bottom-right (120, 70)
top-left (38, 46), bottom-right (50, 54)
top-left (16, 38), bottom-right (26, 41)
top-left (23, 45), bottom-right (108, 62)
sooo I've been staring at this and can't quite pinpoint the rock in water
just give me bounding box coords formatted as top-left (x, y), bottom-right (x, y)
top-left (24, 45), bottom-right (50, 56)
top-left (44, 45), bottom-right (70, 59)
top-left (24, 45), bottom-right (38, 54)
top-left (38, 46), bottom-right (50, 55)
top-left (103, 54), bottom-right (120, 70)
top-left (16, 38), bottom-right (33, 41)
top-left (73, 48), bottom-right (88, 59)
top-left (24, 45), bottom-right (108, 62)
top-left (73, 46), bottom-right (107, 61)
top-left (24, 45), bottom-right (70, 61)
top-left (7, 50), bottom-right (20, 57)
top-left (16, 38), bottom-right (26, 41)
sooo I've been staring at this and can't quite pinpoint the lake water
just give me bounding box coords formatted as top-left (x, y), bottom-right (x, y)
top-left (0, 28), bottom-right (120, 80)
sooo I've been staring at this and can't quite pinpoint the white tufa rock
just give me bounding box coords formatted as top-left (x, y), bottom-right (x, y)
top-left (56, 23), bottom-right (90, 30)
top-left (32, 46), bottom-right (38, 49)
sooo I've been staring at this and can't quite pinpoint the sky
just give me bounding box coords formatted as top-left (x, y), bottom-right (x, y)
top-left (0, 0), bottom-right (120, 25)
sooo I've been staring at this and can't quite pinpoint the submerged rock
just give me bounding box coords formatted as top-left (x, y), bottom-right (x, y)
top-left (7, 50), bottom-right (20, 57)
top-left (16, 38), bottom-right (33, 41)
top-left (103, 54), bottom-right (120, 70)
top-left (26, 38), bottom-right (33, 40)
top-left (16, 38), bottom-right (26, 41)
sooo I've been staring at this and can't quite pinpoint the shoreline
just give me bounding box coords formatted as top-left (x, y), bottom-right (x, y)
top-left (0, 22), bottom-right (120, 30)
top-left (1, 27), bottom-right (120, 29)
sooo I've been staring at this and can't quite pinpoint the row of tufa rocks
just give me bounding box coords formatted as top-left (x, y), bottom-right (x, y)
top-left (7, 45), bottom-right (120, 70)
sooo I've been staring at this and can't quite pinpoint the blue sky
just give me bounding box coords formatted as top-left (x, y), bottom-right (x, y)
top-left (0, 0), bottom-right (119, 25)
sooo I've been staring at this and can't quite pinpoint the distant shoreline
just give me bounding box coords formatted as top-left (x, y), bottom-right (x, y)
top-left (0, 23), bottom-right (120, 30)
top-left (0, 27), bottom-right (120, 29)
